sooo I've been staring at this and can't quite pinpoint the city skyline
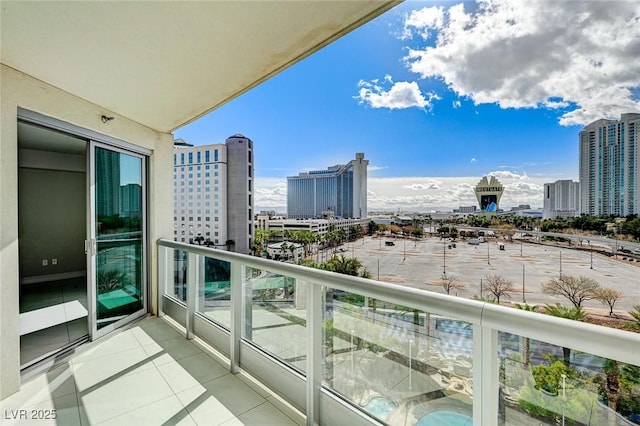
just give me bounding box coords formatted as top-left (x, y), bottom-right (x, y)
top-left (174, 1), bottom-right (640, 212)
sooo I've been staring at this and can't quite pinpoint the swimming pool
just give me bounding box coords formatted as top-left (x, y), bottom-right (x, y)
top-left (416, 410), bottom-right (473, 425)
top-left (363, 396), bottom-right (397, 421)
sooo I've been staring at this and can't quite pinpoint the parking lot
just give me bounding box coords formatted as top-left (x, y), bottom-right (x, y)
top-left (335, 234), bottom-right (640, 312)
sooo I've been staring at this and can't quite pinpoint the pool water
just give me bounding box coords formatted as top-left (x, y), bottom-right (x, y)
top-left (363, 396), bottom-right (397, 421)
top-left (417, 410), bottom-right (473, 426)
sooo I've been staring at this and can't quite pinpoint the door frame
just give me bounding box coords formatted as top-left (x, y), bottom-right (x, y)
top-left (88, 141), bottom-right (149, 339)
top-left (17, 109), bottom-right (151, 342)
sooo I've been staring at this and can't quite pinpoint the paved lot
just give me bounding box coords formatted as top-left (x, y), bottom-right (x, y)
top-left (336, 235), bottom-right (640, 312)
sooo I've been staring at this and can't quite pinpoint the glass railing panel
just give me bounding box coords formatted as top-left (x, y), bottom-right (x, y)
top-left (499, 332), bottom-right (640, 425)
top-left (170, 249), bottom-right (188, 303)
top-left (196, 256), bottom-right (231, 329)
top-left (323, 290), bottom-right (474, 425)
top-left (243, 267), bottom-right (308, 373)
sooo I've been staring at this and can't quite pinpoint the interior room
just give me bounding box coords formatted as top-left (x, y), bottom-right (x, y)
top-left (17, 122), bottom-right (89, 367)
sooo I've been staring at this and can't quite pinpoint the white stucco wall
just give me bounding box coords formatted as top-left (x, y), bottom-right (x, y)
top-left (0, 64), bottom-right (174, 398)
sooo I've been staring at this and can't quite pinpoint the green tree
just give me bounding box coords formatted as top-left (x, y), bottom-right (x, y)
top-left (629, 305), bottom-right (640, 331)
top-left (323, 255), bottom-right (370, 278)
top-left (543, 304), bottom-right (586, 367)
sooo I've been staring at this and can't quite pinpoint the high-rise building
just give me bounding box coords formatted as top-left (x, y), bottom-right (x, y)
top-left (543, 180), bottom-right (580, 219)
top-left (579, 113), bottom-right (640, 216)
top-left (287, 153), bottom-right (368, 219)
top-left (173, 134), bottom-right (254, 254)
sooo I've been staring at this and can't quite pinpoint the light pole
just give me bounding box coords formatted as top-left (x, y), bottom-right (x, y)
top-left (443, 239), bottom-right (446, 276)
top-left (487, 240), bottom-right (490, 265)
top-left (403, 236), bottom-right (406, 262)
top-left (559, 251), bottom-right (562, 277)
top-left (590, 241), bottom-right (593, 269)
top-left (522, 264), bottom-right (526, 303)
top-left (520, 235), bottom-right (523, 257)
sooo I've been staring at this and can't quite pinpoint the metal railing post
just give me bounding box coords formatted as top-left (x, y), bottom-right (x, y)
top-left (306, 282), bottom-right (322, 426)
top-left (230, 261), bottom-right (243, 374)
top-left (473, 320), bottom-right (498, 425)
top-left (186, 252), bottom-right (200, 340)
top-left (157, 245), bottom-right (168, 318)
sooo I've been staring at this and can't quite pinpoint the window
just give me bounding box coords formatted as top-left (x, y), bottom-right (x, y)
top-left (197, 151), bottom-right (201, 163)
top-left (248, 180), bottom-right (252, 191)
top-left (205, 150), bottom-right (210, 162)
top-left (248, 150), bottom-right (252, 163)
top-left (248, 165), bottom-right (252, 177)
top-left (180, 153), bottom-right (185, 165)
top-left (214, 149), bottom-right (219, 161)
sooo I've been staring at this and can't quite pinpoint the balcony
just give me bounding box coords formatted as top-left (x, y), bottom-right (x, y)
top-left (157, 240), bottom-right (640, 425)
top-left (4, 240), bottom-right (638, 425)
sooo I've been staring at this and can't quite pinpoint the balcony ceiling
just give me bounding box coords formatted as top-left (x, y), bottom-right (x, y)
top-left (1, 1), bottom-right (398, 133)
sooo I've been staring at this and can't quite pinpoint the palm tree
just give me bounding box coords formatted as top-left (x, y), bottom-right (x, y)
top-left (544, 303), bottom-right (586, 367)
top-left (514, 303), bottom-right (537, 366)
top-left (629, 305), bottom-right (640, 331)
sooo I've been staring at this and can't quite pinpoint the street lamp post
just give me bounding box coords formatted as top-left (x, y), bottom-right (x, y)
top-left (522, 264), bottom-right (526, 303)
top-left (403, 236), bottom-right (406, 262)
top-left (443, 239), bottom-right (446, 276)
top-left (590, 242), bottom-right (593, 269)
top-left (520, 235), bottom-right (523, 257)
top-left (559, 251), bottom-right (562, 277)
top-left (487, 240), bottom-right (490, 265)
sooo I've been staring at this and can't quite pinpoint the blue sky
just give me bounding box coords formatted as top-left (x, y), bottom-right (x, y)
top-left (175, 1), bottom-right (640, 212)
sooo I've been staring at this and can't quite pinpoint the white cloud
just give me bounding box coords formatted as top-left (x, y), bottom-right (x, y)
top-left (401, 5), bottom-right (445, 40)
top-left (452, 100), bottom-right (462, 109)
top-left (402, 180), bottom-right (441, 190)
top-left (402, 0), bottom-right (640, 126)
top-left (470, 157), bottom-right (477, 163)
top-left (355, 75), bottom-right (440, 110)
top-left (488, 170), bottom-right (529, 180)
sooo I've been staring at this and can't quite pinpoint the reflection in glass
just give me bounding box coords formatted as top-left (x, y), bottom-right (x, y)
top-left (196, 256), bottom-right (231, 328)
top-left (324, 291), bottom-right (473, 425)
top-left (499, 332), bottom-right (640, 425)
top-left (95, 147), bottom-right (144, 329)
top-left (243, 267), bottom-right (307, 373)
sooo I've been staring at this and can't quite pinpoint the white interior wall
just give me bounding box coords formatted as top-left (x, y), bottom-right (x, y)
top-left (0, 64), bottom-right (174, 399)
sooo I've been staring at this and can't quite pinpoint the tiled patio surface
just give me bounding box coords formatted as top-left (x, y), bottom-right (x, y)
top-left (1, 317), bottom-right (303, 426)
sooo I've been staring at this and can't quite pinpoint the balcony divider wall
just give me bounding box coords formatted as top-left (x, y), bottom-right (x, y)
top-left (157, 239), bottom-right (640, 426)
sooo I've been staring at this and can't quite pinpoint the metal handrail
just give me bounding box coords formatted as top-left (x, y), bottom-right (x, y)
top-left (157, 238), bottom-right (640, 365)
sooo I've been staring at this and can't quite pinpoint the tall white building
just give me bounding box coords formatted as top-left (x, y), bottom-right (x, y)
top-left (287, 153), bottom-right (368, 219)
top-left (173, 134), bottom-right (254, 253)
top-left (543, 180), bottom-right (580, 219)
top-left (579, 113), bottom-right (640, 216)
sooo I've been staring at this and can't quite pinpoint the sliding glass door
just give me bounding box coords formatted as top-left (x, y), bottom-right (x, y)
top-left (89, 142), bottom-right (147, 338)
